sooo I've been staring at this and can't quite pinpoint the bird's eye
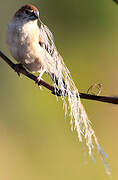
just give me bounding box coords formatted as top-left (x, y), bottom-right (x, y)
top-left (24, 9), bottom-right (39, 20)
top-left (25, 9), bottom-right (33, 15)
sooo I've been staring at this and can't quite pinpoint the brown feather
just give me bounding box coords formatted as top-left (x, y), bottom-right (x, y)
top-left (15, 4), bottom-right (39, 17)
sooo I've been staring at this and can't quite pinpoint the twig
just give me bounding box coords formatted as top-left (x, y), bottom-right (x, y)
top-left (0, 50), bottom-right (118, 105)
top-left (113, 0), bottom-right (118, 5)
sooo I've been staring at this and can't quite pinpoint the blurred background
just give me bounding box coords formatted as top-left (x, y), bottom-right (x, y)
top-left (0, 0), bottom-right (118, 179)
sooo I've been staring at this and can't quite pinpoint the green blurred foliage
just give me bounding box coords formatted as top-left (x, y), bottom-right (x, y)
top-left (0, 0), bottom-right (118, 179)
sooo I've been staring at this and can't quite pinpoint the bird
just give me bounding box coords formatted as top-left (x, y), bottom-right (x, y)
top-left (6, 4), bottom-right (109, 173)
top-left (6, 4), bottom-right (67, 87)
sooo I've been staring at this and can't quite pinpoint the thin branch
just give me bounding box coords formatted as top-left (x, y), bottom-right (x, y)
top-left (113, 0), bottom-right (118, 5)
top-left (0, 50), bottom-right (118, 105)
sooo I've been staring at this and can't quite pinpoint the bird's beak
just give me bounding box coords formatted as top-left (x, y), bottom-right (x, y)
top-left (33, 11), bottom-right (39, 19)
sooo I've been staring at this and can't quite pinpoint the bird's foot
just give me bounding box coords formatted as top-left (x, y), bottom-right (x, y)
top-left (35, 75), bottom-right (42, 86)
top-left (14, 63), bottom-right (23, 77)
top-left (35, 69), bottom-right (45, 87)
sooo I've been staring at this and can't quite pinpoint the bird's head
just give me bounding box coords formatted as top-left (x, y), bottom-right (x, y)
top-left (14, 4), bottom-right (39, 21)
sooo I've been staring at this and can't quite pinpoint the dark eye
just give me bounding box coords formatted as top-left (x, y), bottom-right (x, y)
top-left (25, 9), bottom-right (33, 15)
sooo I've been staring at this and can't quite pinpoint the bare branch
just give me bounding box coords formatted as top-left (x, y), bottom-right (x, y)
top-left (0, 50), bottom-right (118, 105)
top-left (113, 0), bottom-right (118, 5)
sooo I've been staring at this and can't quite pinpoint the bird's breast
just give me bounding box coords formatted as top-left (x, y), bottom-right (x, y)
top-left (6, 20), bottom-right (45, 72)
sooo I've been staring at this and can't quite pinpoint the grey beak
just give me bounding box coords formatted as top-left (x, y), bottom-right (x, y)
top-left (33, 11), bottom-right (39, 19)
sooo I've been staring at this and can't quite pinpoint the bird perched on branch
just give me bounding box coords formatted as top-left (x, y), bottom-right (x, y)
top-left (6, 4), bottom-right (110, 174)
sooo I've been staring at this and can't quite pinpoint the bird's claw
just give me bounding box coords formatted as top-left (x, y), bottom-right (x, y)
top-left (14, 63), bottom-right (23, 77)
top-left (35, 76), bottom-right (42, 87)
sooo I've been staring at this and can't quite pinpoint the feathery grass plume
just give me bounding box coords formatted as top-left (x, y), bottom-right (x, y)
top-left (40, 22), bottom-right (110, 175)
